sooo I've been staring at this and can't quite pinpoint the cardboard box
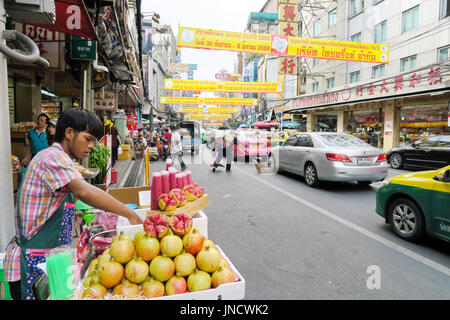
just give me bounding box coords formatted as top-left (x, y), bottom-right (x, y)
top-left (107, 186), bottom-right (151, 206)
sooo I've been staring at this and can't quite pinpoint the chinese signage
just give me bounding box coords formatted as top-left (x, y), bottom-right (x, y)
top-left (165, 79), bottom-right (283, 93)
top-left (12, 22), bottom-right (62, 69)
top-left (278, 1), bottom-right (299, 75)
top-left (178, 26), bottom-right (389, 64)
top-left (71, 35), bottom-right (97, 61)
top-left (94, 89), bottom-right (118, 111)
top-left (290, 65), bottom-right (445, 110)
top-left (160, 96), bottom-right (257, 106)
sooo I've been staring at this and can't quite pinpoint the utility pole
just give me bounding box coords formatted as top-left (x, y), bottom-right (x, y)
top-left (0, 0), bottom-right (17, 251)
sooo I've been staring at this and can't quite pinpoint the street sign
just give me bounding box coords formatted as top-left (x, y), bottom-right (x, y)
top-left (70, 35), bottom-right (96, 61)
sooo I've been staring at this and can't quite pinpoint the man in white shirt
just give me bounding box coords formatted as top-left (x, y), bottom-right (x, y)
top-left (170, 125), bottom-right (187, 171)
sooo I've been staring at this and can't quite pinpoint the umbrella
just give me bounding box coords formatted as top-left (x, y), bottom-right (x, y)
top-left (283, 122), bottom-right (301, 129)
top-left (254, 122), bottom-right (279, 129)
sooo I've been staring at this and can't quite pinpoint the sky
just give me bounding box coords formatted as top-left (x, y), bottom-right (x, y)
top-left (142, 0), bottom-right (269, 82)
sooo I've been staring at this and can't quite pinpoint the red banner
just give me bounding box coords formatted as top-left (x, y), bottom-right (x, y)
top-left (33, 0), bottom-right (97, 40)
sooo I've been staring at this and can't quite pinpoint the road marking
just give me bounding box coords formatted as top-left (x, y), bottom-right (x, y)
top-left (234, 165), bottom-right (450, 277)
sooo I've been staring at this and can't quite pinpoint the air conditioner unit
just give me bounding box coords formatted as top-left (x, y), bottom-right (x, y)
top-left (5, 0), bottom-right (56, 24)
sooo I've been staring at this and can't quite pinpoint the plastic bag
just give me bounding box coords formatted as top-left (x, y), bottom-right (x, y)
top-left (118, 146), bottom-right (123, 155)
top-left (94, 211), bottom-right (119, 231)
top-left (209, 152), bottom-right (217, 167)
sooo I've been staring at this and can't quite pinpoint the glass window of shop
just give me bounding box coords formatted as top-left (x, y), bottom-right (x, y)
top-left (316, 114), bottom-right (337, 132)
top-left (399, 104), bottom-right (449, 146)
top-left (347, 109), bottom-right (384, 149)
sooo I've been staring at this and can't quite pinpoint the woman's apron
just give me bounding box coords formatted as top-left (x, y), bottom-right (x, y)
top-left (16, 188), bottom-right (75, 300)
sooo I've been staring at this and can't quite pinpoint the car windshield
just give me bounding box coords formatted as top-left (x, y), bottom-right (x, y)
top-left (318, 134), bottom-right (368, 147)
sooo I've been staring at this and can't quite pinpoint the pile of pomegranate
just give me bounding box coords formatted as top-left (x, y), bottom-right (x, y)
top-left (158, 184), bottom-right (205, 211)
top-left (81, 212), bottom-right (235, 299)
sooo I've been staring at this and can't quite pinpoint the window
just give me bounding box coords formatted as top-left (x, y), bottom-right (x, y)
top-left (350, 71), bottom-right (360, 83)
top-left (351, 32), bottom-right (362, 42)
top-left (284, 135), bottom-right (299, 146)
top-left (438, 46), bottom-right (450, 62)
top-left (437, 136), bottom-right (450, 148)
top-left (328, 8), bottom-right (337, 27)
top-left (327, 77), bottom-right (335, 89)
top-left (312, 82), bottom-right (319, 92)
top-left (440, 0), bottom-right (450, 19)
top-left (296, 135), bottom-right (314, 147)
top-left (402, 6), bottom-right (419, 33)
top-left (374, 20), bottom-right (387, 43)
top-left (350, 0), bottom-right (365, 16)
top-left (400, 55), bottom-right (417, 72)
top-left (313, 20), bottom-right (321, 36)
top-left (312, 58), bottom-right (320, 67)
top-left (372, 64), bottom-right (385, 77)
top-left (415, 136), bottom-right (440, 148)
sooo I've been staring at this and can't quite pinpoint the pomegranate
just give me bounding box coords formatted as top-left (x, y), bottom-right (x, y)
top-left (202, 239), bottom-right (216, 250)
top-left (187, 269), bottom-right (211, 292)
top-left (113, 279), bottom-right (140, 298)
top-left (158, 193), bottom-right (178, 211)
top-left (169, 213), bottom-right (192, 236)
top-left (88, 258), bottom-right (99, 274)
top-left (219, 258), bottom-right (230, 270)
top-left (211, 266), bottom-right (235, 288)
top-left (174, 251), bottom-right (196, 276)
top-left (149, 255), bottom-right (175, 282)
top-left (125, 255), bottom-right (149, 284)
top-left (141, 277), bottom-right (165, 298)
top-left (182, 227), bottom-right (204, 255)
top-left (160, 234), bottom-right (183, 257)
top-left (144, 213), bottom-right (170, 238)
top-left (135, 234), bottom-right (160, 262)
top-left (99, 259), bottom-right (124, 288)
top-left (112, 231), bottom-right (132, 243)
top-left (197, 187), bottom-right (205, 198)
top-left (82, 281), bottom-right (108, 299)
top-left (196, 245), bottom-right (221, 273)
top-left (110, 232), bottom-right (135, 264)
top-left (97, 249), bottom-right (111, 267)
top-left (169, 188), bottom-right (185, 206)
top-left (165, 275), bottom-right (187, 295)
top-left (84, 270), bottom-right (100, 287)
top-left (133, 230), bottom-right (146, 245)
top-left (183, 185), bottom-right (198, 202)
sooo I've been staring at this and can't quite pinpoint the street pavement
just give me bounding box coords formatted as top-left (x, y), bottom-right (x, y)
top-left (142, 144), bottom-right (450, 300)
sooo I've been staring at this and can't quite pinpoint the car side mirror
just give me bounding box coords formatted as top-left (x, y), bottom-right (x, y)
top-left (434, 170), bottom-right (450, 182)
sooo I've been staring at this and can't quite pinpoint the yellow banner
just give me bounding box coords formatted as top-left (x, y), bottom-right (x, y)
top-left (178, 26), bottom-right (389, 64)
top-left (160, 96), bottom-right (257, 106)
top-left (165, 79), bottom-right (283, 93)
top-left (177, 107), bottom-right (237, 114)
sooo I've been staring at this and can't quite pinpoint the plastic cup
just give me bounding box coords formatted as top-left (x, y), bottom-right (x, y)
top-left (161, 171), bottom-right (169, 194)
top-left (175, 174), bottom-right (183, 189)
top-left (181, 172), bottom-right (188, 188)
top-left (165, 159), bottom-right (173, 171)
top-left (168, 167), bottom-right (177, 191)
top-left (185, 171), bottom-right (192, 185)
top-left (151, 172), bottom-right (162, 210)
top-left (46, 248), bottom-right (74, 300)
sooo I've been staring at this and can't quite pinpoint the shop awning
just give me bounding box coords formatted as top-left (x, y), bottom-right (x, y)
top-left (33, 0), bottom-right (97, 40)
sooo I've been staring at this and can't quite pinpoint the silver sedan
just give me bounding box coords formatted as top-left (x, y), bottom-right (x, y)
top-left (268, 132), bottom-right (389, 187)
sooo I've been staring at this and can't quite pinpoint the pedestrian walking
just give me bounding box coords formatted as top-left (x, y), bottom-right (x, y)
top-left (110, 122), bottom-right (121, 167)
top-left (170, 125), bottom-right (187, 171)
top-left (212, 129), bottom-right (234, 172)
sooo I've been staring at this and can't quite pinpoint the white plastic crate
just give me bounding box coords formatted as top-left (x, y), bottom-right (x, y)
top-left (117, 210), bottom-right (208, 239)
top-left (138, 190), bottom-right (151, 207)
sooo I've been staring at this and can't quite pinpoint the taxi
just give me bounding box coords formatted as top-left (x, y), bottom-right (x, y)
top-left (269, 130), bottom-right (299, 147)
top-left (375, 166), bottom-right (450, 242)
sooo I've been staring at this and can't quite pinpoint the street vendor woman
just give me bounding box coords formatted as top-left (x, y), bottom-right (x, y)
top-left (3, 108), bottom-right (144, 300)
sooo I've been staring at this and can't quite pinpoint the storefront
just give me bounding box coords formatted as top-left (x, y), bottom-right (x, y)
top-left (287, 63), bottom-right (450, 151)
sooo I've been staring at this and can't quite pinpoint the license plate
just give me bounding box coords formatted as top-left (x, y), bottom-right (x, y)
top-left (357, 157), bottom-right (372, 165)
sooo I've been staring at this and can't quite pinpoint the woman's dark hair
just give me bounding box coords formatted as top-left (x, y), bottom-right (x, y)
top-left (54, 108), bottom-right (103, 143)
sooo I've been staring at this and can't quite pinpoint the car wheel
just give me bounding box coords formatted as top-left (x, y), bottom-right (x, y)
top-left (388, 198), bottom-right (425, 242)
top-left (267, 154), bottom-right (278, 173)
top-left (389, 153), bottom-right (403, 169)
top-left (304, 162), bottom-right (320, 187)
top-left (357, 181), bottom-right (372, 186)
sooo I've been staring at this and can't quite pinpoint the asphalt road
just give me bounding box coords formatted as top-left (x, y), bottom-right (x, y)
top-left (147, 144), bottom-right (450, 300)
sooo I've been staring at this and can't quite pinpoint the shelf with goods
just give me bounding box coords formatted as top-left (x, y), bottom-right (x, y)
top-left (62, 163), bottom-right (245, 300)
top-left (41, 101), bottom-right (62, 119)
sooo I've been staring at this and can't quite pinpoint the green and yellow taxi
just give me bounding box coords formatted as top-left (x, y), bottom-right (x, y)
top-left (376, 166), bottom-right (450, 242)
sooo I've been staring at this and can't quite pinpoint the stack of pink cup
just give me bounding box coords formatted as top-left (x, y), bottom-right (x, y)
top-left (150, 172), bottom-right (162, 210)
top-left (168, 167), bottom-right (177, 191)
top-left (165, 159), bottom-right (173, 171)
top-left (161, 170), bottom-right (169, 194)
top-left (175, 173), bottom-right (183, 189)
top-left (185, 170), bottom-right (193, 185)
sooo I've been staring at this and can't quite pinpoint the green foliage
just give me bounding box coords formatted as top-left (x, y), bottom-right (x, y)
top-left (89, 145), bottom-right (111, 184)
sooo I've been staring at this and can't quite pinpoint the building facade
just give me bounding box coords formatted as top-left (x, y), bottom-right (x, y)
top-left (285, 0), bottom-right (450, 151)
